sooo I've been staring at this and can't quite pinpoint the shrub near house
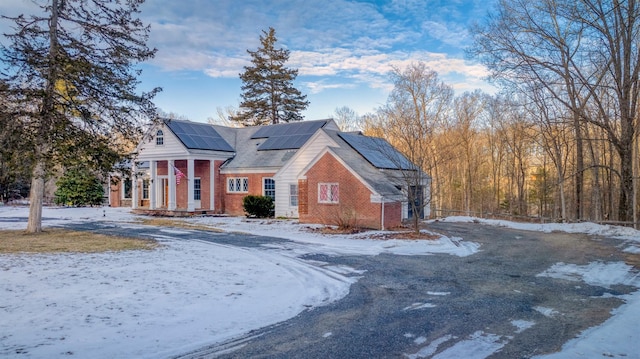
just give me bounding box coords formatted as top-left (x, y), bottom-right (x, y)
top-left (55, 168), bottom-right (104, 206)
top-left (243, 195), bottom-right (274, 218)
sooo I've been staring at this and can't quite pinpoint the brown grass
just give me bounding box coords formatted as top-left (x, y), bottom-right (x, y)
top-left (0, 229), bottom-right (158, 254)
top-left (135, 218), bottom-right (223, 232)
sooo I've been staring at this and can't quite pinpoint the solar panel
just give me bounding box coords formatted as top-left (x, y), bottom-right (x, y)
top-left (252, 120), bottom-right (327, 150)
top-left (165, 120), bottom-right (234, 152)
top-left (338, 133), bottom-right (415, 170)
top-left (251, 120), bottom-right (326, 139)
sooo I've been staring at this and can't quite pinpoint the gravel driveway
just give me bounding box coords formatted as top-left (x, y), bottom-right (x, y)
top-left (177, 221), bottom-right (639, 359)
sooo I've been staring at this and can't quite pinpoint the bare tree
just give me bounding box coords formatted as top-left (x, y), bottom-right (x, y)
top-left (332, 106), bottom-right (362, 132)
top-left (471, 0), bottom-right (640, 221)
top-left (374, 63), bottom-right (453, 231)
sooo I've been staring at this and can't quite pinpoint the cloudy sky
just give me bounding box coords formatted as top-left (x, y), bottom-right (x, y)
top-left (1, 0), bottom-right (497, 123)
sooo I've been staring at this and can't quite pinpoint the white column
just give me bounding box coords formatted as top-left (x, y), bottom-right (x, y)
top-left (168, 160), bottom-right (176, 210)
top-left (131, 162), bottom-right (139, 209)
top-left (210, 160), bottom-right (215, 211)
top-left (187, 158), bottom-right (195, 211)
top-left (149, 160), bottom-right (157, 209)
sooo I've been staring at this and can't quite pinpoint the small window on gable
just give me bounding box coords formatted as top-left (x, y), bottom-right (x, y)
top-left (156, 130), bottom-right (164, 146)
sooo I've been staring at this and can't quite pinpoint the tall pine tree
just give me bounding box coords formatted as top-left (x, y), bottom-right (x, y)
top-left (233, 27), bottom-right (309, 126)
top-left (0, 0), bottom-right (160, 232)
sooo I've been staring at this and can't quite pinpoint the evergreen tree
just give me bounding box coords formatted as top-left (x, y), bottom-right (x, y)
top-left (54, 168), bottom-right (104, 207)
top-left (0, 0), bottom-right (160, 232)
top-left (233, 27), bottom-right (309, 126)
top-left (0, 80), bottom-right (31, 203)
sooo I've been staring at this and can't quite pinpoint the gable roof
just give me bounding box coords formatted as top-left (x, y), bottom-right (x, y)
top-left (313, 129), bottom-right (428, 199)
top-left (164, 119), bottom-right (234, 152)
top-left (338, 132), bottom-right (415, 170)
top-left (218, 119), bottom-right (335, 171)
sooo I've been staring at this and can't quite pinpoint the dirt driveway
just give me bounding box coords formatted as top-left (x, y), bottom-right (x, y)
top-left (179, 221), bottom-right (639, 359)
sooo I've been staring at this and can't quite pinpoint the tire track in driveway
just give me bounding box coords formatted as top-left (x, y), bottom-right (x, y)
top-left (183, 222), bottom-right (639, 359)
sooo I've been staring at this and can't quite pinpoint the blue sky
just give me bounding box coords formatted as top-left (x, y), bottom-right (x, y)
top-left (2, 0), bottom-right (497, 123)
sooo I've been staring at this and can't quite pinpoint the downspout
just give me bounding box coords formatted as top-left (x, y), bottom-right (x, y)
top-left (381, 196), bottom-right (385, 231)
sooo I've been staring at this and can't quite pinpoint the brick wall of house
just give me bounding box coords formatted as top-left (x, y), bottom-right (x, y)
top-left (298, 179), bottom-right (308, 215)
top-left (300, 152), bottom-right (401, 229)
top-left (219, 172), bottom-right (276, 216)
top-left (382, 201), bottom-right (403, 229)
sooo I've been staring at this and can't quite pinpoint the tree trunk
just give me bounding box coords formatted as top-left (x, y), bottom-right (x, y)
top-left (573, 113), bottom-right (584, 220)
top-left (618, 146), bottom-right (634, 222)
top-left (26, 158), bottom-right (46, 233)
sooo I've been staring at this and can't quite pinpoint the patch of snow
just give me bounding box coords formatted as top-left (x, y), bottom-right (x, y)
top-left (427, 291), bottom-right (450, 296)
top-left (537, 261), bottom-right (640, 288)
top-left (322, 332), bottom-right (332, 338)
top-left (624, 245), bottom-right (640, 254)
top-left (534, 306), bottom-right (559, 318)
top-left (188, 216), bottom-right (480, 258)
top-left (405, 335), bottom-right (454, 359)
top-left (413, 336), bottom-right (427, 345)
top-left (433, 216), bottom-right (640, 243)
top-left (431, 331), bottom-right (507, 359)
top-left (403, 302), bottom-right (437, 311)
top-left (534, 290), bottom-right (640, 359)
top-left (511, 320), bottom-right (535, 333)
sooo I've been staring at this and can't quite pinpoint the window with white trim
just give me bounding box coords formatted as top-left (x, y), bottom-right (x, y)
top-left (194, 178), bottom-right (201, 200)
top-left (142, 179), bottom-right (150, 199)
top-left (263, 178), bottom-right (275, 200)
top-left (289, 184), bottom-right (298, 206)
top-left (227, 177), bottom-right (248, 193)
top-left (156, 130), bottom-right (164, 146)
top-left (318, 183), bottom-right (339, 204)
top-left (123, 178), bottom-right (132, 199)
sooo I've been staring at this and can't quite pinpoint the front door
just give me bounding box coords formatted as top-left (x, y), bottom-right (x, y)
top-left (158, 177), bottom-right (168, 208)
top-left (408, 185), bottom-right (424, 219)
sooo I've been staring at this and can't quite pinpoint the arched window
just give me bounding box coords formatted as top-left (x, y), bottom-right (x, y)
top-left (156, 130), bottom-right (164, 145)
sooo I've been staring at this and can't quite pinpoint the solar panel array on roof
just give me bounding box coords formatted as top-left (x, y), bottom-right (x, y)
top-left (252, 120), bottom-right (326, 151)
top-left (165, 120), bottom-right (234, 152)
top-left (338, 132), bottom-right (415, 170)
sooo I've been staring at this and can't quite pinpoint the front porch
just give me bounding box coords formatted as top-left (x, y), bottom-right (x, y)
top-left (129, 158), bottom-right (226, 214)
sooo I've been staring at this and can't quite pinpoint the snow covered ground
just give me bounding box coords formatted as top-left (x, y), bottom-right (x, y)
top-left (0, 207), bottom-right (638, 358)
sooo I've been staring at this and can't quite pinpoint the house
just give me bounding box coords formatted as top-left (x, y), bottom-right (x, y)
top-left (109, 118), bottom-right (430, 229)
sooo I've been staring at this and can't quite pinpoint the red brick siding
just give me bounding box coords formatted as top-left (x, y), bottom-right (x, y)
top-left (220, 172), bottom-right (276, 216)
top-left (383, 201), bottom-right (402, 229)
top-left (298, 179), bottom-right (308, 215)
top-left (299, 152), bottom-right (401, 229)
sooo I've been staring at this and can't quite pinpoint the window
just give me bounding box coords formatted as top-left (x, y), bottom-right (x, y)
top-left (123, 178), bottom-right (132, 199)
top-left (227, 177), bottom-right (248, 193)
top-left (142, 179), bottom-right (150, 199)
top-left (318, 183), bottom-right (339, 204)
top-left (289, 184), bottom-right (298, 206)
top-left (156, 130), bottom-right (164, 145)
top-left (194, 178), bottom-right (201, 200)
top-left (263, 178), bottom-right (275, 200)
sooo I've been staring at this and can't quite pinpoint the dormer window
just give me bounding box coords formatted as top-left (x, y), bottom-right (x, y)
top-left (156, 130), bottom-right (164, 146)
